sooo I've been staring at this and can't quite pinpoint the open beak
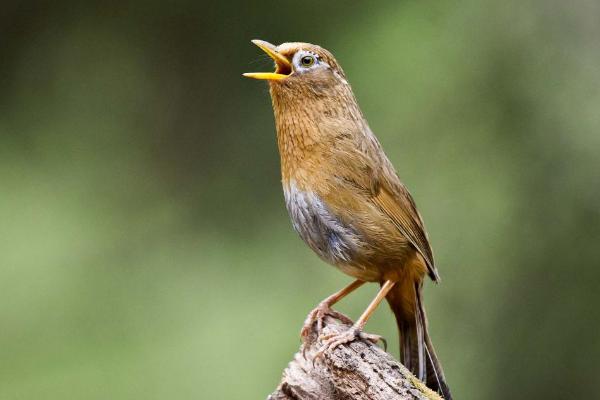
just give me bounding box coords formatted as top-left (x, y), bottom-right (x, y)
top-left (243, 40), bottom-right (292, 81)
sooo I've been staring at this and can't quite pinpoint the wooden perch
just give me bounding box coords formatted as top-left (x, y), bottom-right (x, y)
top-left (268, 316), bottom-right (443, 400)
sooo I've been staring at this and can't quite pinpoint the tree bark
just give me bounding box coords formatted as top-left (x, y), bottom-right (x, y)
top-left (268, 317), bottom-right (442, 400)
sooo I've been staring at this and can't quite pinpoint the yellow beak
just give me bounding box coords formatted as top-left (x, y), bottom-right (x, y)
top-left (243, 40), bottom-right (292, 81)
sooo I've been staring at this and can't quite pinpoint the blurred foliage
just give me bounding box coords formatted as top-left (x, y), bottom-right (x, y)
top-left (1, 1), bottom-right (599, 399)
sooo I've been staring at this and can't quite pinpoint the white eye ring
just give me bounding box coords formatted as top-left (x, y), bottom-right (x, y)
top-left (299, 55), bottom-right (316, 68)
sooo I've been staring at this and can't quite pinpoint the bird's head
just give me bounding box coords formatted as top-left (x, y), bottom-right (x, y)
top-left (244, 40), bottom-right (349, 97)
top-left (244, 40), bottom-right (366, 164)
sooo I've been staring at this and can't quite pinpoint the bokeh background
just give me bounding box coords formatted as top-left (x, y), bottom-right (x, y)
top-left (2, 1), bottom-right (599, 399)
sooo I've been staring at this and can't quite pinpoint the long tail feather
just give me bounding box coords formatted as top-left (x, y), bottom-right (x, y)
top-left (385, 279), bottom-right (452, 400)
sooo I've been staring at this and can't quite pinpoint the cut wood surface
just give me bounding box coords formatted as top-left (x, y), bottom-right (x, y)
top-left (268, 317), bottom-right (443, 400)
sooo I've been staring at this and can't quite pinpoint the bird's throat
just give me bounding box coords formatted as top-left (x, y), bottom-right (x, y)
top-left (269, 82), bottom-right (365, 181)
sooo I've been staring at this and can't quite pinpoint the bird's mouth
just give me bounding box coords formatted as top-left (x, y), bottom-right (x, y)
top-left (243, 40), bottom-right (292, 81)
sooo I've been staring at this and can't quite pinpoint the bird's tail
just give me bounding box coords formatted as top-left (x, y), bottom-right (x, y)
top-left (385, 279), bottom-right (452, 400)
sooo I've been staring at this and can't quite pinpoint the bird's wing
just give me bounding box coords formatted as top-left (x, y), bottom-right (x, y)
top-left (352, 129), bottom-right (439, 282)
top-left (370, 180), bottom-right (439, 282)
top-left (329, 129), bottom-right (439, 281)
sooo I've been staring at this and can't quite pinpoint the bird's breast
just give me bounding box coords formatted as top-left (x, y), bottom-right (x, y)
top-left (283, 180), bottom-right (362, 267)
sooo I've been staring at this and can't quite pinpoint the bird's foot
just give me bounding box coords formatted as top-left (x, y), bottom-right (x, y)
top-left (300, 302), bottom-right (353, 343)
top-left (313, 326), bottom-right (386, 361)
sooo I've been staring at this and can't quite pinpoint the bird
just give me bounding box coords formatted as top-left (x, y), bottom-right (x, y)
top-left (244, 39), bottom-right (452, 400)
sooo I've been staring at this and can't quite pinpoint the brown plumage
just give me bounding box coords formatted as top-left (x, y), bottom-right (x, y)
top-left (244, 40), bottom-right (452, 399)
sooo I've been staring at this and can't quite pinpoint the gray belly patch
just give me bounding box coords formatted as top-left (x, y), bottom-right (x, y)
top-left (283, 181), bottom-right (360, 266)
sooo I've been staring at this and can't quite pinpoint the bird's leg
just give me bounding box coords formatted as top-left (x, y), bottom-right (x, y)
top-left (316, 280), bottom-right (396, 358)
top-left (301, 279), bottom-right (365, 341)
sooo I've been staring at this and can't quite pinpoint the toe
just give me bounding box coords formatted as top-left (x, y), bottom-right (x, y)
top-left (357, 332), bottom-right (386, 348)
top-left (327, 310), bottom-right (354, 325)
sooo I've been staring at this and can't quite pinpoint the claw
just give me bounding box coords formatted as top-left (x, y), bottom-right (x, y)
top-left (300, 302), bottom-right (353, 346)
top-left (301, 303), bottom-right (351, 359)
top-left (313, 326), bottom-right (386, 362)
top-left (379, 335), bottom-right (388, 352)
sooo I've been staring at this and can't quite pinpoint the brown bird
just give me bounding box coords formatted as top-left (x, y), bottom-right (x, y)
top-left (244, 40), bottom-right (452, 399)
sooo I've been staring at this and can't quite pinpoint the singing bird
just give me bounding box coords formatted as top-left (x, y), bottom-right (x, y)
top-left (244, 40), bottom-right (452, 399)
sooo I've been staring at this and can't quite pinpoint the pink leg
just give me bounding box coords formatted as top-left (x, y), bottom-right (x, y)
top-left (301, 279), bottom-right (365, 341)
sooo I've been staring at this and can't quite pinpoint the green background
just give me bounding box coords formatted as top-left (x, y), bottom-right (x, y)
top-left (2, 1), bottom-right (599, 399)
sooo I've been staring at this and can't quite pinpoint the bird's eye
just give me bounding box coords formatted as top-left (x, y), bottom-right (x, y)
top-left (300, 55), bottom-right (315, 68)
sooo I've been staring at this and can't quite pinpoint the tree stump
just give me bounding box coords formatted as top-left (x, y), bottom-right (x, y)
top-left (268, 316), bottom-right (442, 400)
